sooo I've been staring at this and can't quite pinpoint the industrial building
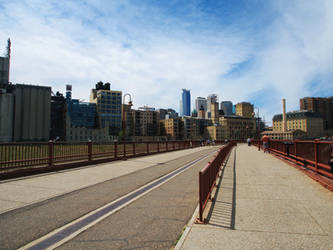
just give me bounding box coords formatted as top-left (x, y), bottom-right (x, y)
top-left (300, 97), bottom-right (333, 130)
top-left (219, 115), bottom-right (256, 140)
top-left (272, 111), bottom-right (324, 138)
top-left (0, 39), bottom-right (10, 85)
top-left (0, 88), bottom-right (14, 141)
top-left (13, 84), bottom-right (51, 141)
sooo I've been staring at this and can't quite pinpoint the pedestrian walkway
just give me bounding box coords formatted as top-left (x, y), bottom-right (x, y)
top-left (178, 144), bottom-right (333, 249)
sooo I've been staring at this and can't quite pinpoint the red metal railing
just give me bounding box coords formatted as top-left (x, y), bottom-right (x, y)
top-left (198, 141), bottom-right (236, 223)
top-left (253, 139), bottom-right (333, 180)
top-left (0, 140), bottom-right (224, 179)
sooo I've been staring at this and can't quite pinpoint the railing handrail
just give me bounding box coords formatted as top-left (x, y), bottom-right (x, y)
top-left (0, 140), bottom-right (222, 179)
top-left (197, 142), bottom-right (236, 223)
top-left (253, 139), bottom-right (333, 180)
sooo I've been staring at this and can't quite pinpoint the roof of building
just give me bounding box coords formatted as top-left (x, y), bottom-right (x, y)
top-left (261, 129), bottom-right (306, 135)
top-left (15, 83), bottom-right (51, 90)
top-left (220, 115), bottom-right (254, 120)
top-left (236, 102), bottom-right (253, 105)
top-left (273, 110), bottom-right (322, 121)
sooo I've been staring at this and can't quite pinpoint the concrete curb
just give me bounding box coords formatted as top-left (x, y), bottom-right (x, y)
top-left (173, 205), bottom-right (199, 250)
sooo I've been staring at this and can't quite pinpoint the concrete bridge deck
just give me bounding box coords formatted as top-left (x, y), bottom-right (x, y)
top-left (179, 144), bottom-right (333, 249)
top-left (1, 144), bottom-right (333, 249)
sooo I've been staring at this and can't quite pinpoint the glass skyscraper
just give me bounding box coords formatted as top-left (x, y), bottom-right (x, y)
top-left (221, 101), bottom-right (233, 115)
top-left (180, 89), bottom-right (191, 116)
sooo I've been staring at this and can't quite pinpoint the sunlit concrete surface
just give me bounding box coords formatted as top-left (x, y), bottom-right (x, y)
top-left (180, 144), bottom-right (333, 250)
top-left (0, 146), bottom-right (217, 214)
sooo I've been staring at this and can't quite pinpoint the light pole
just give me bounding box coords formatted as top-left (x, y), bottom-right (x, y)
top-left (253, 107), bottom-right (260, 139)
top-left (122, 93), bottom-right (133, 141)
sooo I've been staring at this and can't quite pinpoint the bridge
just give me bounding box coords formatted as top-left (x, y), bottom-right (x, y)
top-left (0, 143), bottom-right (332, 249)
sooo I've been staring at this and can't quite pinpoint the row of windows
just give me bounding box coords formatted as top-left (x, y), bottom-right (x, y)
top-left (98, 92), bottom-right (121, 96)
top-left (70, 135), bottom-right (106, 140)
top-left (98, 101), bottom-right (121, 105)
top-left (98, 109), bottom-right (121, 114)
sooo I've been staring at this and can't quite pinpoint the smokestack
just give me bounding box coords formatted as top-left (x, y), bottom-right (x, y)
top-left (6, 38), bottom-right (11, 59)
top-left (7, 38), bottom-right (11, 84)
top-left (282, 99), bottom-right (286, 132)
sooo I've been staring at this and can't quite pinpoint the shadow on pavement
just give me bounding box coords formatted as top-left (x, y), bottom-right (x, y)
top-left (205, 148), bottom-right (236, 229)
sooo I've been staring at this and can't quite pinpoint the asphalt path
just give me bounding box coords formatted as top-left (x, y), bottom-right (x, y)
top-left (0, 146), bottom-right (219, 249)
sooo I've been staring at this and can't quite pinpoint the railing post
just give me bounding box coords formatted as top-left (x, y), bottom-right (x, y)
top-left (157, 141), bottom-right (160, 153)
top-left (88, 140), bottom-right (92, 161)
top-left (48, 140), bottom-right (54, 167)
top-left (123, 142), bottom-right (126, 159)
top-left (115, 142), bottom-right (118, 159)
top-left (314, 139), bottom-right (318, 173)
top-left (133, 142), bottom-right (136, 157)
top-left (166, 141), bottom-right (168, 151)
top-left (199, 171), bottom-right (203, 223)
top-left (173, 141), bottom-right (175, 151)
top-left (147, 142), bottom-right (149, 154)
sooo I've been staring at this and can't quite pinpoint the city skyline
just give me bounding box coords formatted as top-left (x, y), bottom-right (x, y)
top-left (0, 0), bottom-right (333, 122)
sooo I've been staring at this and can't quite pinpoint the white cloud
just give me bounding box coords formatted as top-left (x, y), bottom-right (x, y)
top-left (0, 0), bottom-right (332, 123)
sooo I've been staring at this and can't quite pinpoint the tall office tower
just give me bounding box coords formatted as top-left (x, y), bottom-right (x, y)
top-left (300, 97), bottom-right (333, 130)
top-left (90, 81), bottom-right (122, 135)
top-left (211, 102), bottom-right (219, 124)
top-left (206, 94), bottom-right (218, 117)
top-left (180, 89), bottom-right (191, 116)
top-left (13, 84), bottom-right (51, 141)
top-left (235, 102), bottom-right (254, 118)
top-left (0, 38), bottom-right (10, 85)
top-left (221, 101), bottom-right (233, 115)
top-left (195, 97), bottom-right (207, 113)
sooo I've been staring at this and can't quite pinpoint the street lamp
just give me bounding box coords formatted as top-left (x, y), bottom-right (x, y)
top-left (122, 93), bottom-right (133, 141)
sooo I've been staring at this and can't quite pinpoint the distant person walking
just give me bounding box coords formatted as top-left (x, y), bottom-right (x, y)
top-left (262, 135), bottom-right (270, 153)
top-left (247, 138), bottom-right (251, 146)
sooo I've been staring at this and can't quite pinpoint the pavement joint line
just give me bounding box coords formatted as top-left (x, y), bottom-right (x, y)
top-left (19, 149), bottom-right (218, 250)
top-left (303, 204), bottom-right (328, 234)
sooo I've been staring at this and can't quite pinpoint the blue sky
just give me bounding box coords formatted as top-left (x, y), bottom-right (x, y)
top-left (1, 0), bottom-right (333, 124)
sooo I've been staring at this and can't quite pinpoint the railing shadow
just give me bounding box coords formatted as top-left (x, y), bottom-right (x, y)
top-left (205, 148), bottom-right (236, 229)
